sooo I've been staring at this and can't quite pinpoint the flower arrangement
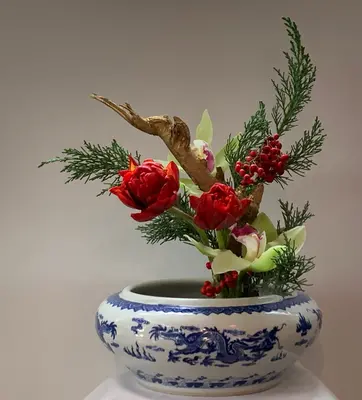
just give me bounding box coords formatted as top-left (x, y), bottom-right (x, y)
top-left (39, 18), bottom-right (325, 299)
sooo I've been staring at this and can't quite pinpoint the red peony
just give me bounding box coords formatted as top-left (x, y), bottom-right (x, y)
top-left (190, 183), bottom-right (250, 230)
top-left (110, 156), bottom-right (179, 222)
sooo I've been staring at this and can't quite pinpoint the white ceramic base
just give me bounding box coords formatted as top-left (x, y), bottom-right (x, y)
top-left (136, 376), bottom-right (283, 397)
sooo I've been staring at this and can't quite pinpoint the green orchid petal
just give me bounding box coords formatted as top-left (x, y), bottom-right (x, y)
top-left (251, 212), bottom-right (278, 242)
top-left (196, 109), bottom-right (213, 144)
top-left (212, 250), bottom-right (251, 275)
top-left (185, 236), bottom-right (221, 258)
top-left (250, 245), bottom-right (286, 272)
top-left (269, 225), bottom-right (306, 254)
top-left (180, 179), bottom-right (203, 196)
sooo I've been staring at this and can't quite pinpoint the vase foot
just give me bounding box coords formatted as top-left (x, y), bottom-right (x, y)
top-left (135, 376), bottom-right (283, 397)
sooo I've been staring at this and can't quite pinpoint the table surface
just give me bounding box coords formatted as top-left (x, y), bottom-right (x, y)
top-left (84, 364), bottom-right (338, 400)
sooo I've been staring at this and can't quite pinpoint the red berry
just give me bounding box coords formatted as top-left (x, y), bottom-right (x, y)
top-left (206, 261), bottom-right (212, 270)
top-left (245, 156), bottom-right (253, 162)
top-left (265, 174), bottom-right (274, 183)
top-left (239, 169), bottom-right (246, 177)
top-left (204, 280), bottom-right (211, 287)
top-left (277, 161), bottom-right (284, 170)
top-left (262, 145), bottom-right (271, 154)
top-left (219, 280), bottom-right (225, 289)
top-left (243, 174), bottom-right (250, 181)
top-left (235, 164), bottom-right (241, 173)
top-left (243, 164), bottom-right (249, 171)
top-left (276, 142), bottom-right (282, 149)
top-left (201, 286), bottom-right (207, 295)
top-left (271, 147), bottom-right (280, 155)
top-left (232, 271), bottom-right (238, 279)
top-left (259, 153), bottom-right (268, 162)
top-left (257, 167), bottom-right (265, 177)
top-left (250, 164), bottom-right (258, 174)
top-left (280, 154), bottom-right (289, 163)
top-left (249, 150), bottom-right (257, 157)
top-left (236, 161), bottom-right (242, 167)
top-left (215, 286), bottom-right (222, 294)
top-left (273, 133), bottom-right (280, 140)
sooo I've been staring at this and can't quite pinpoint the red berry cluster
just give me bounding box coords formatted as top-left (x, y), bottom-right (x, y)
top-left (201, 271), bottom-right (239, 298)
top-left (235, 134), bottom-right (289, 186)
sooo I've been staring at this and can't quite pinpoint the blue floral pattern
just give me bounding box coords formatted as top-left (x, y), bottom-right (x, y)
top-left (133, 369), bottom-right (284, 388)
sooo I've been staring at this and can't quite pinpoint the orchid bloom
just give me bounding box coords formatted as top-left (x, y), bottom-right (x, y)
top-left (187, 212), bottom-right (306, 276)
top-left (156, 110), bottom-right (225, 196)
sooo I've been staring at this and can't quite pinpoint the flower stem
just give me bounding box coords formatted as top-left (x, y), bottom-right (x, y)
top-left (216, 230), bottom-right (226, 249)
top-left (169, 206), bottom-right (209, 246)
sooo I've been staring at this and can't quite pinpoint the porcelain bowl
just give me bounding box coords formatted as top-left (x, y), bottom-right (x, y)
top-left (96, 279), bottom-right (322, 396)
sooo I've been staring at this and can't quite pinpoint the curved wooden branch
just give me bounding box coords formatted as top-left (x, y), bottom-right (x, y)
top-left (91, 94), bottom-right (217, 192)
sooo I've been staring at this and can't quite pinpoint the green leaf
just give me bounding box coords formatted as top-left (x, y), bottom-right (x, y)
top-left (268, 225), bottom-right (306, 254)
top-left (185, 236), bottom-right (220, 258)
top-left (180, 178), bottom-right (202, 196)
top-left (212, 250), bottom-right (251, 274)
top-left (196, 109), bottom-right (213, 144)
top-left (251, 212), bottom-right (278, 242)
top-left (250, 245), bottom-right (286, 272)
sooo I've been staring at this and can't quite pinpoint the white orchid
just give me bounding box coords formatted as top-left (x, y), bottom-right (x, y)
top-left (187, 212), bottom-right (306, 276)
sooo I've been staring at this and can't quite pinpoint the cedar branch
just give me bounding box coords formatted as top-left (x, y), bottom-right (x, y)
top-left (91, 94), bottom-right (217, 192)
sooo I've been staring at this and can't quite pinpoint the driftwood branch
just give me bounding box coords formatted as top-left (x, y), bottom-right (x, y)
top-left (91, 94), bottom-right (217, 192)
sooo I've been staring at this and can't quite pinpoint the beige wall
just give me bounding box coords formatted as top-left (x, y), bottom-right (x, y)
top-left (1, 1), bottom-right (361, 399)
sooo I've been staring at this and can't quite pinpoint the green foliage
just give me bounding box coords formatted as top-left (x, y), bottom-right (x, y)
top-left (224, 102), bottom-right (270, 187)
top-left (254, 238), bottom-right (315, 296)
top-left (271, 17), bottom-right (316, 135)
top-left (38, 140), bottom-right (140, 196)
top-left (277, 200), bottom-right (314, 234)
top-left (286, 117), bottom-right (326, 178)
top-left (137, 192), bottom-right (217, 247)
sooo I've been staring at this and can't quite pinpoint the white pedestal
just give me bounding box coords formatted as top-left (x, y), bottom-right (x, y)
top-left (84, 364), bottom-right (337, 400)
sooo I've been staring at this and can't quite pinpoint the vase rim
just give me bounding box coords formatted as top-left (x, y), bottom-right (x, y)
top-left (119, 278), bottom-right (298, 307)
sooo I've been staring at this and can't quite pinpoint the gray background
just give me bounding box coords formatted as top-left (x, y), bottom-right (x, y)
top-left (1, 1), bottom-right (361, 399)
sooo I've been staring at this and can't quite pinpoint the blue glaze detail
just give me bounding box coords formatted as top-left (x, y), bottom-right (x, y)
top-left (149, 324), bottom-right (285, 366)
top-left (95, 312), bottom-right (118, 353)
top-left (106, 292), bottom-right (310, 315)
top-left (145, 345), bottom-right (165, 352)
top-left (131, 318), bottom-right (150, 334)
top-left (124, 342), bottom-right (156, 362)
top-left (271, 351), bottom-right (287, 362)
top-left (296, 313), bottom-right (312, 336)
top-left (311, 309), bottom-right (323, 330)
top-left (133, 369), bottom-right (284, 389)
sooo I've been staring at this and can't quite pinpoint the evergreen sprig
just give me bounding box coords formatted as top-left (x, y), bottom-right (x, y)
top-left (38, 140), bottom-right (140, 196)
top-left (225, 102), bottom-right (270, 187)
top-left (286, 117), bottom-right (326, 178)
top-left (271, 17), bottom-right (316, 135)
top-left (277, 200), bottom-right (314, 233)
top-left (258, 238), bottom-right (315, 296)
top-left (137, 192), bottom-right (218, 247)
top-left (137, 193), bottom-right (198, 245)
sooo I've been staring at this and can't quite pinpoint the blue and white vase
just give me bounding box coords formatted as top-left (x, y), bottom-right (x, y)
top-left (96, 279), bottom-right (322, 396)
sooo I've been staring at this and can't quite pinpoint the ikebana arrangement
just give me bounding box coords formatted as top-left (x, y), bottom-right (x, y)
top-left (40, 17), bottom-right (325, 396)
top-left (40, 18), bottom-right (324, 300)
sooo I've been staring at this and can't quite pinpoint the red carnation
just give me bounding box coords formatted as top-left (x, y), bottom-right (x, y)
top-left (110, 156), bottom-right (179, 222)
top-left (190, 183), bottom-right (250, 230)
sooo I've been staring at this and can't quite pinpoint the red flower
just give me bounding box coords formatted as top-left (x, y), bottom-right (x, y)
top-left (190, 183), bottom-right (250, 230)
top-left (110, 157), bottom-right (179, 222)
